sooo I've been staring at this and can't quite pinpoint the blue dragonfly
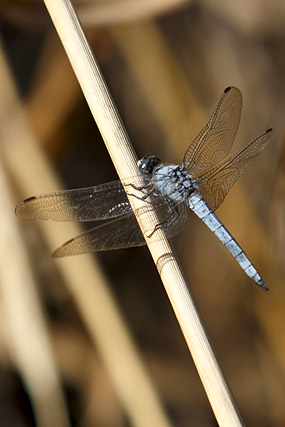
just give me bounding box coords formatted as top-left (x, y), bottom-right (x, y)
top-left (16, 87), bottom-right (274, 291)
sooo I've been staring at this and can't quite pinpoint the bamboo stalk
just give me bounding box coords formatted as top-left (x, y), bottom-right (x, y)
top-left (42, 0), bottom-right (244, 425)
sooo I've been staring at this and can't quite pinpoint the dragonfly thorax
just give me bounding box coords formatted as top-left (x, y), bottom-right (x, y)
top-left (152, 164), bottom-right (198, 203)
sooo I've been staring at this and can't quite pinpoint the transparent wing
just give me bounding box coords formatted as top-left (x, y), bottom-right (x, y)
top-left (52, 200), bottom-right (190, 256)
top-left (183, 86), bottom-right (242, 176)
top-left (15, 180), bottom-right (132, 222)
top-left (53, 213), bottom-right (143, 256)
top-left (197, 128), bottom-right (274, 211)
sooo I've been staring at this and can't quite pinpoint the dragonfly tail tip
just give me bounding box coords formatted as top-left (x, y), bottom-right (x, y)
top-left (258, 281), bottom-right (269, 292)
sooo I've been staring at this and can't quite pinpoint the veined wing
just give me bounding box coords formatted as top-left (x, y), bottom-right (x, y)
top-left (53, 199), bottom-right (190, 256)
top-left (15, 180), bottom-right (132, 222)
top-left (53, 213), bottom-right (143, 256)
top-left (197, 128), bottom-right (274, 211)
top-left (183, 86), bottom-right (242, 176)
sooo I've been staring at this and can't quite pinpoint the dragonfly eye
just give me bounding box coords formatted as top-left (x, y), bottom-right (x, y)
top-left (138, 155), bottom-right (161, 176)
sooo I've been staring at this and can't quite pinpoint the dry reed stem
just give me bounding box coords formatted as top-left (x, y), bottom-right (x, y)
top-left (0, 143), bottom-right (69, 426)
top-left (0, 43), bottom-right (171, 427)
top-left (77, 0), bottom-right (191, 27)
top-left (27, 31), bottom-right (82, 143)
top-left (0, 0), bottom-right (191, 30)
top-left (42, 0), bottom-right (244, 425)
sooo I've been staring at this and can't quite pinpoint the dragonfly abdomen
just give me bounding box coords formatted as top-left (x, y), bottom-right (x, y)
top-left (188, 193), bottom-right (268, 291)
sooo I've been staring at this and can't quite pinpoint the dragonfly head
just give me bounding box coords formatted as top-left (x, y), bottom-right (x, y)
top-left (138, 155), bottom-right (161, 177)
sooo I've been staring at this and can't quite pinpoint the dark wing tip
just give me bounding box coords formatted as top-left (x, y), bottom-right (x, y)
top-left (15, 197), bottom-right (37, 217)
top-left (52, 240), bottom-right (71, 258)
top-left (23, 196), bottom-right (37, 203)
top-left (52, 236), bottom-right (83, 257)
top-left (265, 128), bottom-right (274, 133)
top-left (224, 86), bottom-right (240, 94)
top-left (224, 86), bottom-right (232, 93)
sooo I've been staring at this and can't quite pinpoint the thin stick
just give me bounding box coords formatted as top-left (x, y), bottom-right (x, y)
top-left (0, 43), bottom-right (172, 427)
top-left (43, 1), bottom-right (244, 425)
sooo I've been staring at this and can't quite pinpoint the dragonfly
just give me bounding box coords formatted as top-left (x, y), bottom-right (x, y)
top-left (16, 87), bottom-right (274, 291)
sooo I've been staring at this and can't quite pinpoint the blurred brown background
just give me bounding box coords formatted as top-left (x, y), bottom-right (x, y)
top-left (0, 0), bottom-right (285, 426)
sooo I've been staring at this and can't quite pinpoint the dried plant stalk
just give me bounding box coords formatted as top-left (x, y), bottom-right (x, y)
top-left (0, 149), bottom-right (69, 427)
top-left (42, 0), bottom-right (244, 425)
top-left (0, 42), bottom-right (172, 427)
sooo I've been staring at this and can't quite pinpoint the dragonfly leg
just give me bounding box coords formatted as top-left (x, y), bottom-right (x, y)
top-left (147, 199), bottom-right (179, 238)
top-left (126, 181), bottom-right (152, 192)
top-left (126, 185), bottom-right (155, 203)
